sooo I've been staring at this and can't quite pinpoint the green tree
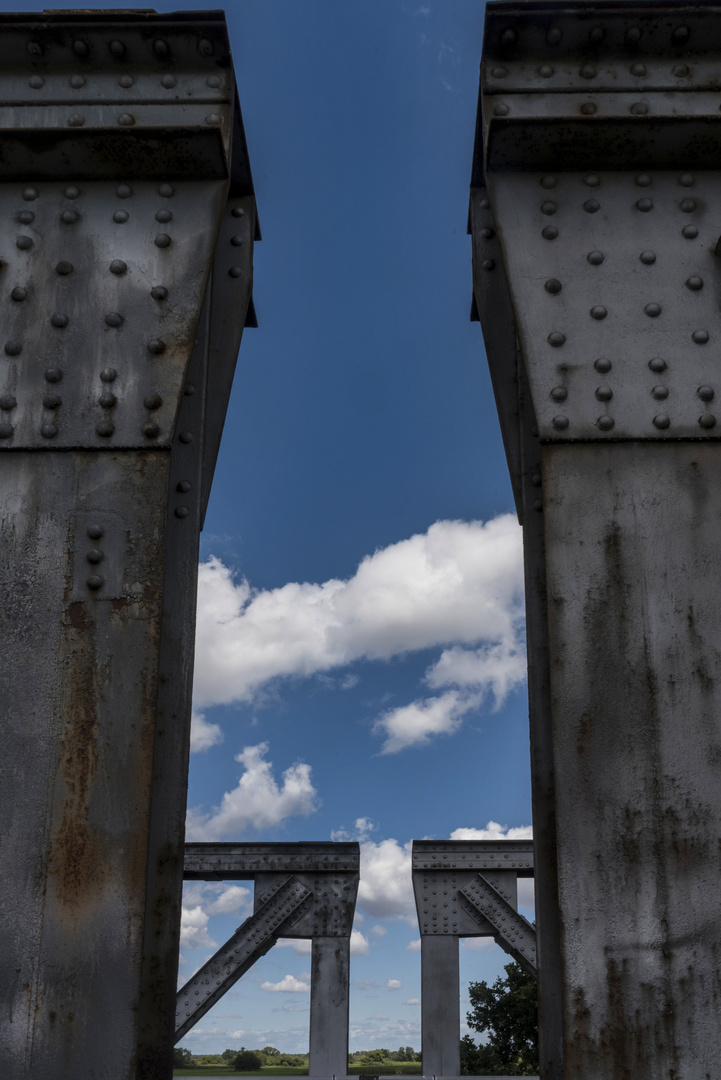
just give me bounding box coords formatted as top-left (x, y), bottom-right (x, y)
top-left (363, 1049), bottom-right (389, 1065)
top-left (222, 1048), bottom-right (238, 1061)
top-left (233, 1048), bottom-right (263, 1071)
top-left (173, 1047), bottom-right (194, 1067)
top-left (461, 961), bottom-right (538, 1076)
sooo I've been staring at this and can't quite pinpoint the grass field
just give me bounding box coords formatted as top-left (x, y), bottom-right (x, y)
top-left (173, 1066), bottom-right (423, 1077)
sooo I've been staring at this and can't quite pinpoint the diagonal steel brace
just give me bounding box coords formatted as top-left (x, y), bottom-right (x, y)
top-left (460, 873), bottom-right (537, 977)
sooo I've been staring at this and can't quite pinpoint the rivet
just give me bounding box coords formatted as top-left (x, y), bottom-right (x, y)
top-left (147, 338), bottom-right (166, 354)
top-left (86, 549), bottom-right (104, 564)
top-left (545, 278), bottom-right (562, 294)
top-left (56, 261), bottom-right (73, 275)
top-left (4, 342), bottom-right (21, 356)
top-left (652, 386), bottom-right (669, 400)
top-left (698, 385), bottom-right (715, 401)
top-left (144, 393), bottom-right (162, 410)
top-left (45, 368), bottom-right (62, 383)
top-left (207, 75), bottom-right (222, 88)
top-left (548, 331), bottom-right (566, 347)
top-left (693, 330), bottom-right (709, 343)
top-left (16, 236), bottom-right (33, 251)
top-left (597, 415), bottom-right (615, 431)
top-left (177, 480), bottom-right (192, 493)
top-left (109, 40), bottom-right (125, 57)
top-left (580, 102), bottom-right (597, 115)
top-left (86, 575), bottom-right (104, 590)
top-left (0, 395), bottom-right (16, 410)
top-left (118, 75), bottom-right (134, 88)
top-left (43, 394), bottom-right (61, 410)
top-left (100, 368), bottom-right (117, 382)
top-left (18, 210), bottom-right (34, 224)
top-left (67, 113), bottom-right (85, 127)
top-left (29, 75), bottom-right (44, 89)
top-left (154, 233), bottom-right (171, 248)
top-left (630, 102), bottom-right (648, 115)
top-left (547, 27), bottom-right (562, 45)
top-left (631, 63), bottom-right (647, 76)
top-left (41, 423), bottom-right (58, 438)
top-left (175, 506), bottom-right (189, 519)
top-left (99, 392), bottom-right (117, 408)
top-left (699, 413), bottom-right (717, 429)
top-left (686, 276), bottom-right (703, 291)
top-left (151, 286), bottom-right (168, 300)
top-left (493, 103), bottom-right (509, 116)
top-left (579, 64), bottom-right (597, 79)
top-left (232, 206), bottom-right (246, 218)
top-left (594, 357), bottom-right (612, 373)
top-left (184, 384), bottom-right (196, 396)
top-left (550, 386), bottom-right (567, 402)
top-left (542, 226), bottom-right (558, 240)
top-left (228, 266), bottom-right (244, 278)
top-left (645, 303), bottom-right (662, 317)
top-left (105, 312), bottom-right (123, 327)
top-left (158, 183), bottom-right (174, 198)
top-left (531, 473), bottom-right (542, 486)
top-left (587, 251), bottom-right (604, 265)
top-left (153, 38), bottom-right (170, 57)
top-left (540, 175), bottom-right (557, 189)
top-left (70, 75), bottom-right (85, 89)
top-left (538, 64), bottom-right (554, 78)
top-left (673, 64), bottom-right (690, 77)
top-left (583, 199), bottom-right (600, 213)
top-left (116, 184), bottom-right (132, 199)
top-left (96, 421), bottom-right (114, 437)
top-left (61, 210), bottom-right (79, 224)
top-left (653, 414), bottom-right (670, 429)
top-left (584, 174), bottom-right (600, 187)
top-left (552, 415), bottom-right (569, 430)
top-left (481, 258), bottom-right (495, 271)
top-left (595, 385), bottom-right (613, 401)
top-left (206, 113), bottom-right (222, 126)
top-left (679, 174), bottom-right (695, 187)
top-left (590, 306), bottom-right (607, 320)
top-left (144, 422), bottom-right (160, 438)
top-left (682, 225), bottom-right (698, 239)
top-left (639, 251), bottom-right (656, 264)
top-left (51, 314), bottom-right (68, 328)
top-left (673, 25), bottom-right (690, 43)
top-left (155, 209), bottom-right (173, 224)
top-left (118, 113), bottom-right (135, 127)
top-left (626, 27), bottom-right (642, 43)
top-left (635, 174), bottom-right (652, 188)
top-left (0, 422), bottom-right (13, 438)
top-left (589, 26), bottom-right (604, 43)
top-left (649, 357), bottom-right (666, 372)
top-left (110, 260), bottom-right (127, 275)
top-left (636, 198), bottom-right (653, 212)
top-left (481, 226), bottom-right (495, 240)
top-left (491, 65), bottom-right (508, 78)
top-left (179, 431), bottom-right (193, 444)
top-left (161, 74), bottom-right (177, 89)
top-left (72, 40), bottom-right (89, 57)
top-left (541, 201), bottom-right (556, 215)
top-left (680, 199), bottom-right (698, 215)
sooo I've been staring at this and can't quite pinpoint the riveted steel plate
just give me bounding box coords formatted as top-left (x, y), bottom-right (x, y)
top-left (254, 871), bottom-right (359, 939)
top-left (184, 841), bottom-right (361, 879)
top-left (412, 839), bottom-right (534, 873)
top-left (460, 874), bottom-right (537, 976)
top-left (486, 169), bottom-right (721, 441)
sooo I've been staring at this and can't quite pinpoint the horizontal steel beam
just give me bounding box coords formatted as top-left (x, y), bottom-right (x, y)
top-left (184, 841), bottom-right (361, 878)
top-left (412, 839), bottom-right (534, 874)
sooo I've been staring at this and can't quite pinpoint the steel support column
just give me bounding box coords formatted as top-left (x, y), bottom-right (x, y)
top-left (475, 4), bottom-right (721, 1076)
top-left (0, 13), bottom-right (257, 1080)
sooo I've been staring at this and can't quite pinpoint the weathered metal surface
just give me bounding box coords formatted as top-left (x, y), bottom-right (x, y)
top-left (413, 838), bottom-right (534, 874)
top-left (175, 876), bottom-right (312, 1042)
top-left (460, 876), bottom-right (537, 977)
top-left (184, 840), bottom-right (361, 878)
top-left (0, 12), bottom-right (256, 1080)
top-left (475, 4), bottom-right (721, 1077)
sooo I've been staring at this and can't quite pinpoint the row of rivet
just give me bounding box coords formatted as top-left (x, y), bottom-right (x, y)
top-left (540, 173), bottom-right (694, 188)
top-left (547, 327), bottom-right (711, 344)
top-left (28, 74), bottom-right (223, 90)
top-left (550, 384), bottom-right (714, 402)
top-left (19, 182), bottom-right (176, 200)
top-left (542, 224), bottom-right (699, 241)
top-left (15, 208), bottom-right (174, 225)
top-left (538, 197), bottom-right (696, 213)
top-left (10, 285), bottom-right (169, 304)
top-left (492, 99), bottom-right (713, 116)
top-left (15, 235), bottom-right (173, 252)
top-left (497, 24), bottom-right (690, 47)
top-left (550, 412), bottom-right (717, 431)
top-left (2, 333), bottom-right (168, 353)
top-left (26, 37), bottom-right (216, 59)
top-left (85, 523), bottom-right (106, 591)
top-left (493, 61), bottom-right (690, 79)
top-left (62, 111), bottom-right (221, 127)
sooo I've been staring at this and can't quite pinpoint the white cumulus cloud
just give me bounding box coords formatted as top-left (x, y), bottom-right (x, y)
top-left (261, 974), bottom-right (310, 994)
top-left (186, 742), bottom-right (318, 840)
top-left (351, 929), bottom-right (370, 956)
top-left (180, 905), bottom-right (217, 950)
top-left (190, 709), bottom-right (223, 753)
top-left (386, 979), bottom-right (402, 989)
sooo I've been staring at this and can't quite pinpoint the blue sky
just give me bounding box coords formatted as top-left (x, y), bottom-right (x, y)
top-left (9, 0), bottom-right (534, 1054)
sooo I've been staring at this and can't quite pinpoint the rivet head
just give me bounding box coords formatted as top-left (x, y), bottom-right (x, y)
top-left (680, 173), bottom-right (695, 187)
top-left (156, 209), bottom-right (172, 223)
top-left (147, 338), bottom-right (166, 355)
top-left (653, 413), bottom-right (670, 429)
top-left (87, 524), bottom-right (104, 539)
top-left (481, 258), bottom-right (495, 271)
top-left (693, 329), bottom-right (709, 343)
top-left (481, 226), bottom-right (495, 240)
top-left (0, 422), bottom-right (13, 438)
top-left (24, 183), bottom-right (40, 199)
top-left (626, 27), bottom-right (642, 43)
top-left (45, 368), bottom-right (62, 383)
top-left (207, 75), bottom-right (222, 88)
top-left (541, 201), bottom-right (556, 215)
top-left (542, 225), bottom-right (558, 240)
top-left (154, 233), bottom-right (171, 248)
top-left (179, 431), bottom-right (193, 444)
top-left (56, 261), bottom-right (73, 275)
top-left (686, 276), bottom-right (703, 291)
top-left (70, 74), bottom-right (85, 88)
top-left (41, 423), bottom-right (58, 438)
top-left (96, 421), bottom-right (115, 437)
top-left (175, 506), bottom-right (189, 519)
top-left (86, 549), bottom-right (104, 564)
top-left (584, 174), bottom-right (600, 187)
top-left (682, 225), bottom-right (698, 239)
top-left (99, 392), bottom-right (117, 409)
top-left (538, 64), bottom-right (554, 78)
top-left (547, 27), bottom-right (562, 44)
top-left (583, 199), bottom-right (600, 213)
top-left (548, 331), bottom-right (566, 347)
top-left (109, 40), bottom-right (125, 57)
top-left (580, 102), bottom-right (597, 115)
top-left (161, 74), bottom-right (177, 88)
top-left (73, 40), bottom-right (89, 57)
top-left (639, 251), bottom-right (656, 264)
top-left (110, 260), bottom-right (127, 275)
top-left (100, 367), bottom-right (117, 382)
top-left (116, 184), bottom-right (132, 199)
top-left (18, 210), bottom-right (34, 225)
top-left (699, 413), bottom-right (716, 429)
top-left (491, 65), bottom-right (508, 78)
top-left (16, 236), bottom-right (33, 250)
top-left (644, 303), bottom-right (662, 317)
top-left (550, 386), bottom-right (567, 402)
top-left (11, 287), bottom-right (27, 301)
top-left (232, 206), bottom-right (246, 218)
top-left (493, 103), bottom-right (509, 116)
top-left (649, 357), bottom-right (667, 373)
top-left (118, 75), bottom-right (134, 88)
top-left (673, 63), bottom-right (690, 77)
top-left (51, 314), bottom-right (68, 328)
top-left (635, 174), bottom-right (652, 187)
top-left (153, 38), bottom-right (170, 56)
top-left (144, 393), bottom-right (162, 410)
top-left (228, 266), bottom-right (244, 278)
top-left (545, 278), bottom-right (562, 294)
top-left (144, 422), bottom-right (160, 439)
top-left (631, 63), bottom-right (647, 76)
top-left (4, 341), bottom-right (21, 356)
top-left (636, 198), bottom-right (653, 211)
top-left (540, 175), bottom-right (557, 189)
top-left (552, 415), bottom-right (569, 430)
top-left (67, 113), bottom-right (85, 127)
top-left (206, 113), bottom-right (222, 126)
top-left (590, 305), bottom-right (607, 320)
top-left (29, 75), bottom-right (44, 89)
top-left (589, 26), bottom-right (604, 43)
top-left (630, 102), bottom-right (648, 115)
top-left (118, 113), bottom-right (135, 127)
top-left (594, 357), bottom-right (612, 373)
top-left (652, 386), bottom-right (669, 400)
top-left (595, 385), bottom-right (613, 401)
top-left (112, 210), bottom-right (129, 224)
top-left (86, 575), bottom-right (104, 590)
top-left (501, 27), bottom-right (517, 45)
top-left (177, 480), bottom-right (192, 493)
top-left (62, 210), bottom-right (79, 224)
top-left (531, 473), bottom-right (542, 487)
top-left (681, 199), bottom-right (697, 213)
top-left (0, 395), bottom-right (16, 410)
top-left (43, 394), bottom-right (61, 410)
top-left (597, 415), bottom-right (615, 431)
top-left (533, 499), bottom-right (543, 511)
top-left (587, 251), bottom-right (605, 265)
top-left (579, 64), bottom-right (597, 79)
top-left (105, 312), bottom-right (123, 327)
top-left (673, 25), bottom-right (690, 42)
top-left (158, 183), bottom-right (174, 198)
top-left (698, 385), bottom-right (715, 401)
top-left (151, 286), bottom-right (168, 300)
